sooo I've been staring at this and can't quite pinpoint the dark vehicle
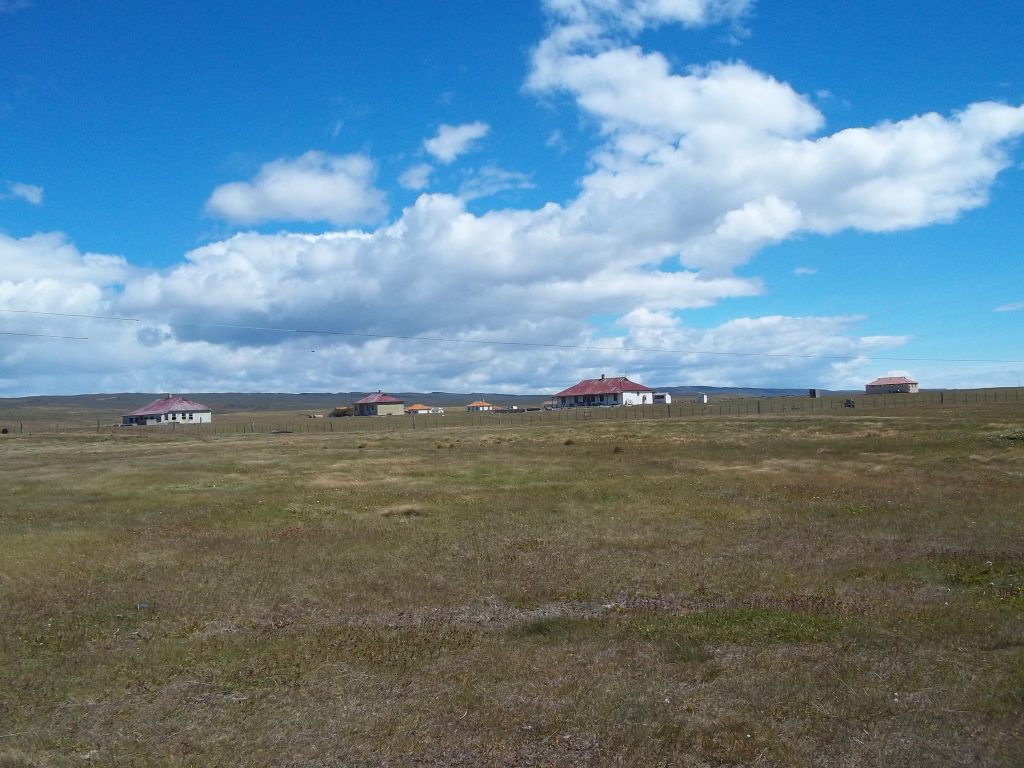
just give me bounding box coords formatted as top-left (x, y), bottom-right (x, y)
top-left (843, 399), bottom-right (856, 408)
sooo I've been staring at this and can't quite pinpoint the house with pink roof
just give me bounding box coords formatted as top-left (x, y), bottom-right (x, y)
top-left (122, 394), bottom-right (213, 426)
top-left (354, 391), bottom-right (405, 416)
top-left (865, 376), bottom-right (919, 394)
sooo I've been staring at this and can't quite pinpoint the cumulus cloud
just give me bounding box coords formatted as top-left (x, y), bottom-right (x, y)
top-left (2, 181), bottom-right (43, 205)
top-left (526, 4), bottom-right (1024, 272)
top-left (0, 232), bottom-right (130, 287)
top-left (0, 233), bottom-right (135, 387)
top-left (424, 122), bottom-right (490, 163)
top-left (205, 151), bottom-right (388, 226)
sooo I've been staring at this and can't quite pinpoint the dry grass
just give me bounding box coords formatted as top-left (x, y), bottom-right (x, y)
top-left (1, 406), bottom-right (1022, 766)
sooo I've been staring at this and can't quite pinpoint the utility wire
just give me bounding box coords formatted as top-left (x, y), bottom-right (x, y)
top-left (0, 330), bottom-right (89, 340)
top-left (1, 308), bottom-right (1021, 364)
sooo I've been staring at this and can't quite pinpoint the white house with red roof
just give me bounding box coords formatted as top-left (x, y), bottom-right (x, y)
top-left (865, 376), bottom-right (919, 394)
top-left (405, 403), bottom-right (444, 415)
top-left (354, 391), bottom-right (405, 416)
top-left (122, 394), bottom-right (213, 426)
top-left (553, 374), bottom-right (654, 408)
top-left (465, 400), bottom-right (495, 412)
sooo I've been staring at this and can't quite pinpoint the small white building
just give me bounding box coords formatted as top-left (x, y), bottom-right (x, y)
top-left (553, 375), bottom-right (654, 408)
top-left (466, 400), bottom-right (495, 412)
top-left (865, 376), bottom-right (919, 394)
top-left (405, 403), bottom-right (444, 415)
top-left (653, 392), bottom-right (672, 405)
top-left (122, 395), bottom-right (213, 426)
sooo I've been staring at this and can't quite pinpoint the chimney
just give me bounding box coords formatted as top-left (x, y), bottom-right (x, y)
top-left (600, 373), bottom-right (605, 380)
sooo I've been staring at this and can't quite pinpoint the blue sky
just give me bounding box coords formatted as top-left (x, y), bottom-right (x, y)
top-left (1, 0), bottom-right (1022, 395)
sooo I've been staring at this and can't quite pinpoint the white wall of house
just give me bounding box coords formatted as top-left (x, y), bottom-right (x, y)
top-left (123, 410), bottom-right (212, 426)
top-left (622, 391), bottom-right (653, 406)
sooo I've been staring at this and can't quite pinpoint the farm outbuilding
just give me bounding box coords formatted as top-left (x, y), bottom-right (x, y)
top-left (553, 375), bottom-right (654, 408)
top-left (405, 403), bottom-right (444, 415)
top-left (122, 395), bottom-right (213, 426)
top-left (354, 392), bottom-right (405, 416)
top-left (865, 376), bottom-right (919, 394)
top-left (466, 401), bottom-right (494, 412)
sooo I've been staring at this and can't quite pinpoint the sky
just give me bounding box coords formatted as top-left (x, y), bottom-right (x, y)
top-left (1, 0), bottom-right (1023, 396)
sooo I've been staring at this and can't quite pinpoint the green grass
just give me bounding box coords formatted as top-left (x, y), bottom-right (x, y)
top-left (1, 406), bottom-right (1023, 765)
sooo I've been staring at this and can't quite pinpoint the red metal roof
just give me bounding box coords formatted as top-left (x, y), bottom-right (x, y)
top-left (866, 376), bottom-right (917, 386)
top-left (554, 376), bottom-right (653, 397)
top-left (355, 392), bottom-right (404, 405)
top-left (125, 395), bottom-right (212, 417)
top-left (466, 400), bottom-right (493, 408)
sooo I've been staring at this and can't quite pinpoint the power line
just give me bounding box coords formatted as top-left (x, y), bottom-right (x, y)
top-left (1, 307), bottom-right (1021, 364)
top-left (0, 330), bottom-right (89, 340)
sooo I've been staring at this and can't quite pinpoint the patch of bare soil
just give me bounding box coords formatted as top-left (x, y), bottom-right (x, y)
top-left (379, 505), bottom-right (426, 519)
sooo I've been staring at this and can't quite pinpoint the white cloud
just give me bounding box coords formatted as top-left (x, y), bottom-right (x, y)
top-left (458, 166), bottom-right (534, 201)
top-left (423, 122), bottom-right (490, 164)
top-left (2, 181), bottom-right (44, 205)
top-left (541, 0), bottom-right (751, 42)
top-left (525, 6), bottom-right (1024, 273)
top-left (398, 163), bottom-right (434, 191)
top-left (793, 267), bottom-right (817, 276)
top-left (529, 54), bottom-right (824, 140)
top-left (0, 234), bottom-right (135, 387)
top-left (205, 151), bottom-right (387, 226)
top-left (994, 301), bottom-right (1024, 312)
top-left (0, 232), bottom-right (129, 287)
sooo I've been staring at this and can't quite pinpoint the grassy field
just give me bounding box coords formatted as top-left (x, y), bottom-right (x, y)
top-left (1, 404), bottom-right (1022, 766)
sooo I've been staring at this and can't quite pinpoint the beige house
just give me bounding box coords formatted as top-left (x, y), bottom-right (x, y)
top-left (865, 376), bottom-right (919, 394)
top-left (354, 391), bottom-right (405, 416)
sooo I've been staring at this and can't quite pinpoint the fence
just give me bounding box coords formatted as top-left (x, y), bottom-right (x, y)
top-left (2, 387), bottom-right (1021, 437)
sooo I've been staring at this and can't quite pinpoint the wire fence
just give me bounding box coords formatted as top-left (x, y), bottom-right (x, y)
top-left (2, 387), bottom-right (1021, 437)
